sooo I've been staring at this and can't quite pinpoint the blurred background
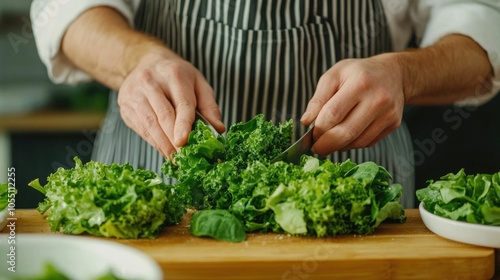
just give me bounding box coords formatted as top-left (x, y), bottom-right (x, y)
top-left (0, 1), bottom-right (109, 208)
top-left (1, 1), bottom-right (499, 209)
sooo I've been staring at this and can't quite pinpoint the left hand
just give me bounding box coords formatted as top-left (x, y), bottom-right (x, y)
top-left (300, 54), bottom-right (406, 156)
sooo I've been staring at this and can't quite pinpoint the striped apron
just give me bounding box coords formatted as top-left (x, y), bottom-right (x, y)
top-left (92, 0), bottom-right (415, 208)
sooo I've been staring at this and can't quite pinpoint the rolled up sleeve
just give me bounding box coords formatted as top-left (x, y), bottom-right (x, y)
top-left (30, 0), bottom-right (140, 85)
top-left (411, 0), bottom-right (500, 105)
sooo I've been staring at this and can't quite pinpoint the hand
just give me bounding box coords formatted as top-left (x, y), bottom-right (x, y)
top-left (301, 54), bottom-right (405, 156)
top-left (58, 7), bottom-right (225, 159)
top-left (118, 51), bottom-right (225, 159)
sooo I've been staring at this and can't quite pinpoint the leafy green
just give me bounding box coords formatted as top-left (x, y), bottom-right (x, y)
top-left (190, 209), bottom-right (246, 242)
top-left (14, 262), bottom-right (124, 280)
top-left (162, 120), bottom-right (228, 209)
top-left (29, 157), bottom-right (186, 239)
top-left (15, 262), bottom-right (71, 280)
top-left (163, 114), bottom-right (293, 209)
top-left (416, 169), bottom-right (500, 226)
top-left (225, 114), bottom-right (293, 168)
top-left (0, 183), bottom-right (8, 211)
top-left (163, 115), bottom-right (406, 241)
top-left (93, 271), bottom-right (125, 280)
top-left (257, 158), bottom-right (405, 236)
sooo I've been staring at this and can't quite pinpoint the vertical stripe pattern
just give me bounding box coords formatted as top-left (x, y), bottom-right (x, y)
top-left (92, 0), bottom-right (415, 207)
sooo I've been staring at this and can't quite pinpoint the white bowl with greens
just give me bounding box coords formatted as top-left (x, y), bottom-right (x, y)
top-left (417, 169), bottom-right (500, 248)
top-left (419, 202), bottom-right (500, 248)
top-left (0, 207), bottom-right (7, 231)
top-left (0, 234), bottom-right (163, 280)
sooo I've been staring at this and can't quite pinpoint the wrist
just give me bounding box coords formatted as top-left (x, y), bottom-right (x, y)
top-left (371, 52), bottom-right (416, 103)
top-left (121, 34), bottom-right (179, 77)
top-left (389, 51), bottom-right (417, 103)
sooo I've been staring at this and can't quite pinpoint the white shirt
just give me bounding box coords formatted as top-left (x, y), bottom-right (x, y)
top-left (30, 0), bottom-right (500, 105)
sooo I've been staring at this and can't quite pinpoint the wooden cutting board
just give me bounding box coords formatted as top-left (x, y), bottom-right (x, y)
top-left (4, 209), bottom-right (497, 280)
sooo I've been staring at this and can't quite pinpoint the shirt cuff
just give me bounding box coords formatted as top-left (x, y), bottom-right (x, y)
top-left (31, 0), bottom-right (138, 85)
top-left (419, 2), bottom-right (500, 106)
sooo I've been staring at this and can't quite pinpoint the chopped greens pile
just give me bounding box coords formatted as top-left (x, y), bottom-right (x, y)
top-left (29, 157), bottom-right (185, 239)
top-left (163, 114), bottom-right (293, 209)
top-left (164, 114), bottom-right (406, 241)
top-left (29, 114), bottom-right (406, 242)
top-left (416, 169), bottom-right (500, 226)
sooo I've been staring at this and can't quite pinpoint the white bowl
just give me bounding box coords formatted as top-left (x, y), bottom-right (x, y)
top-left (0, 207), bottom-right (8, 231)
top-left (0, 234), bottom-right (163, 280)
top-left (419, 202), bottom-right (500, 248)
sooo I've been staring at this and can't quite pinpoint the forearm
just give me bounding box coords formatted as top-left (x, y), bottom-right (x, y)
top-left (394, 34), bottom-right (493, 105)
top-left (61, 6), bottom-right (174, 90)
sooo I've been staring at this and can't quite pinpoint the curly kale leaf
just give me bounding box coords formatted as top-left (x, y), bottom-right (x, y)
top-left (29, 157), bottom-right (185, 239)
top-left (163, 115), bottom-right (293, 209)
top-left (162, 120), bottom-right (226, 208)
top-left (226, 114), bottom-right (293, 168)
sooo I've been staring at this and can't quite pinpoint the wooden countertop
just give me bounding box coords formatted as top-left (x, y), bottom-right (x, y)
top-left (0, 110), bottom-right (105, 132)
top-left (2, 209), bottom-right (497, 280)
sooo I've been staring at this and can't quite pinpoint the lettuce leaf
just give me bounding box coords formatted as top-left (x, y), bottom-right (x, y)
top-left (416, 169), bottom-right (500, 226)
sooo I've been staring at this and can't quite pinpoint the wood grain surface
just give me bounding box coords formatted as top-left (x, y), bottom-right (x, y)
top-left (2, 209), bottom-right (496, 280)
top-left (0, 110), bottom-right (105, 132)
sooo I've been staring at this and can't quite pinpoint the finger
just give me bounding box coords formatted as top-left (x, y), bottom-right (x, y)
top-left (194, 74), bottom-right (225, 133)
top-left (346, 105), bottom-right (402, 150)
top-left (341, 118), bottom-right (399, 151)
top-left (311, 100), bottom-right (374, 156)
top-left (148, 95), bottom-right (179, 149)
top-left (366, 123), bottom-right (400, 148)
top-left (118, 84), bottom-right (175, 157)
top-left (301, 70), bottom-right (340, 126)
top-left (312, 85), bottom-right (359, 142)
top-left (122, 101), bottom-right (176, 158)
top-left (137, 80), bottom-right (177, 136)
top-left (366, 107), bottom-right (403, 147)
top-left (136, 100), bottom-right (177, 157)
top-left (122, 112), bottom-right (159, 156)
top-left (163, 75), bottom-right (197, 147)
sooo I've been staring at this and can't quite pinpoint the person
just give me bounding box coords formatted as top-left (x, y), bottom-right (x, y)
top-left (30, 0), bottom-right (500, 208)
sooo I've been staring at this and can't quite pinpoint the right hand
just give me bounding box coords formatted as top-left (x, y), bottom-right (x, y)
top-left (117, 51), bottom-right (225, 159)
